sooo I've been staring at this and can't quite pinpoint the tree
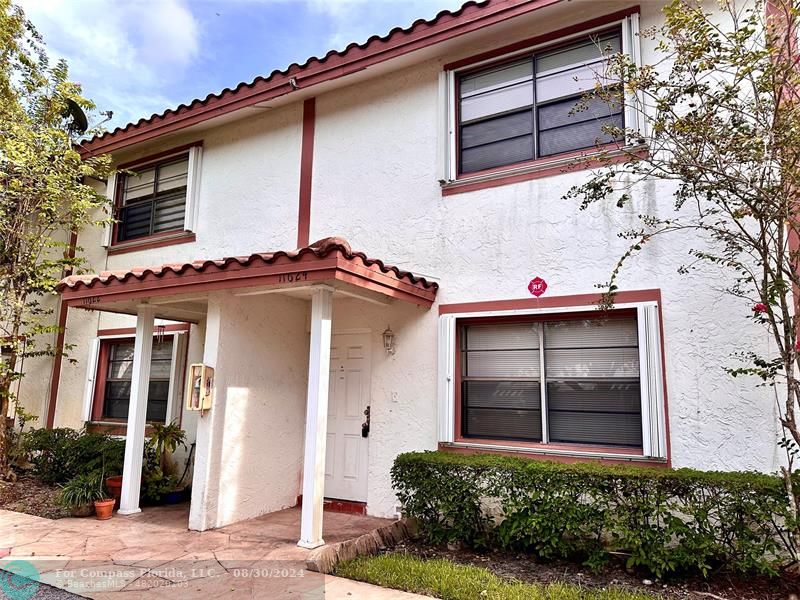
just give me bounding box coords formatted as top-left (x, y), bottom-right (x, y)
top-left (0, 1), bottom-right (111, 478)
top-left (566, 0), bottom-right (800, 565)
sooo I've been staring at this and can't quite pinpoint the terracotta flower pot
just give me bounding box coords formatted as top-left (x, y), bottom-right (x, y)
top-left (94, 498), bottom-right (115, 520)
top-left (106, 475), bottom-right (123, 509)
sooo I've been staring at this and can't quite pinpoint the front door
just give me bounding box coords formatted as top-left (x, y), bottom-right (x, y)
top-left (325, 332), bottom-right (371, 502)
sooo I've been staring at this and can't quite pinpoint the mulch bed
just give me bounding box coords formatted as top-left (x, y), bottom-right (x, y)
top-left (388, 540), bottom-right (799, 600)
top-left (0, 474), bottom-right (71, 519)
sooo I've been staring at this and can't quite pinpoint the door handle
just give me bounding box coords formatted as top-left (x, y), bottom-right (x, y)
top-left (361, 405), bottom-right (371, 438)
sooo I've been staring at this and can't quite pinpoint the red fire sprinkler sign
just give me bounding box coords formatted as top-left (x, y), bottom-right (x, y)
top-left (527, 277), bottom-right (548, 297)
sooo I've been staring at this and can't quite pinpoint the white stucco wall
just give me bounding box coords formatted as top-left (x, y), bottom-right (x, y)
top-left (307, 0), bottom-right (783, 506)
top-left (189, 291), bottom-right (309, 530)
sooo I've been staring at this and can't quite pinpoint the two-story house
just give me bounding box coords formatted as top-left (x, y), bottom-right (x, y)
top-left (16, 0), bottom-right (780, 549)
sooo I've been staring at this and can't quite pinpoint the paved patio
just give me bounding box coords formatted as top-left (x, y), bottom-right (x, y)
top-left (0, 505), bottom-right (429, 599)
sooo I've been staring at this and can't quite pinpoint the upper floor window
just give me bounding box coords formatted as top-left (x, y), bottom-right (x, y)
top-left (457, 30), bottom-right (623, 175)
top-left (117, 155), bottom-right (189, 242)
top-left (105, 142), bottom-right (202, 249)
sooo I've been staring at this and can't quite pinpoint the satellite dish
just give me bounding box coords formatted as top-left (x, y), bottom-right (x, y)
top-left (64, 98), bottom-right (88, 135)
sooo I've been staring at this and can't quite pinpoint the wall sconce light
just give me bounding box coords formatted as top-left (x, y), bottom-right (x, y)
top-left (382, 326), bottom-right (396, 356)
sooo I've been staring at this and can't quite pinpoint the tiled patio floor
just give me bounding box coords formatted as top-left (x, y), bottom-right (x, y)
top-left (0, 505), bottom-right (429, 599)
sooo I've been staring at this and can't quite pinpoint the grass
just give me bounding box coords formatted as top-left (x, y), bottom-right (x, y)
top-left (335, 554), bottom-right (658, 600)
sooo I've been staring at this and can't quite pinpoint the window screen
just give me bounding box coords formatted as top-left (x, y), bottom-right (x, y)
top-left (544, 318), bottom-right (642, 447)
top-left (460, 314), bottom-right (642, 447)
top-left (461, 323), bottom-right (542, 442)
top-left (457, 30), bottom-right (623, 173)
top-left (118, 155), bottom-right (189, 242)
top-left (103, 339), bottom-right (174, 422)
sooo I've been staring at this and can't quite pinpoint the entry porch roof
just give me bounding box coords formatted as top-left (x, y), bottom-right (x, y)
top-left (57, 237), bottom-right (438, 321)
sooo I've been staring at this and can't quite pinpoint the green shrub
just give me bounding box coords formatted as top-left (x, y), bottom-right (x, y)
top-left (22, 427), bottom-right (125, 484)
top-left (392, 452), bottom-right (791, 578)
top-left (23, 427), bottom-right (80, 484)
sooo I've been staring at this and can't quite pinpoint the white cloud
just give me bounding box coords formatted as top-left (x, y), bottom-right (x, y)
top-left (305, 0), bottom-right (465, 53)
top-left (16, 0), bottom-right (201, 128)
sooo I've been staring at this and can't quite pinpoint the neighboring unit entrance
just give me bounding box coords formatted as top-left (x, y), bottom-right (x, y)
top-left (325, 332), bottom-right (371, 502)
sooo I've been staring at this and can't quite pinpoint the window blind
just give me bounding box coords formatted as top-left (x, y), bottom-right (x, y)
top-left (461, 323), bottom-right (542, 441)
top-left (460, 315), bottom-right (642, 447)
top-left (102, 339), bottom-right (174, 422)
top-left (457, 30), bottom-right (623, 173)
top-left (119, 155), bottom-right (189, 242)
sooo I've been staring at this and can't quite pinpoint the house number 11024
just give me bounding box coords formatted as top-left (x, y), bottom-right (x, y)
top-left (277, 271), bottom-right (309, 283)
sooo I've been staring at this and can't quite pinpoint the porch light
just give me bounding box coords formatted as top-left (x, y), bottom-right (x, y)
top-left (382, 326), bottom-right (396, 356)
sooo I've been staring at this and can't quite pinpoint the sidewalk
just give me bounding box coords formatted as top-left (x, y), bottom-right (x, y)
top-left (0, 506), bottom-right (431, 599)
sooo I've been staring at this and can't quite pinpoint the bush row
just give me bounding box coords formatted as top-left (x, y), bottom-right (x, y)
top-left (391, 451), bottom-right (793, 578)
top-left (20, 427), bottom-right (176, 504)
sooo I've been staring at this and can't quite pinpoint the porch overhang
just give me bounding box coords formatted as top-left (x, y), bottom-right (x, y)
top-left (57, 237), bottom-right (438, 320)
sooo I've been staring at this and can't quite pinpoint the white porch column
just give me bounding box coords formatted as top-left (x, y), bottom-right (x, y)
top-left (118, 305), bottom-right (155, 515)
top-left (298, 286), bottom-right (334, 549)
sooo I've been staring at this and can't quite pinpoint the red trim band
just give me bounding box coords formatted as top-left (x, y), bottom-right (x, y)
top-left (107, 232), bottom-right (196, 256)
top-left (297, 98), bottom-right (316, 248)
top-left (439, 288), bottom-right (661, 315)
top-left (97, 324), bottom-right (191, 337)
top-left (46, 231), bottom-right (78, 429)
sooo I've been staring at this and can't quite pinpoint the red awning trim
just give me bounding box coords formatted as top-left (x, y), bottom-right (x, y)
top-left (58, 237), bottom-right (438, 307)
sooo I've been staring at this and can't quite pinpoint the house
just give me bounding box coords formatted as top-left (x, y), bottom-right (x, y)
top-left (15, 0), bottom-right (781, 549)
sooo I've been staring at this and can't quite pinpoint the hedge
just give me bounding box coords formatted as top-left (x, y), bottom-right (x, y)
top-left (391, 451), bottom-right (793, 578)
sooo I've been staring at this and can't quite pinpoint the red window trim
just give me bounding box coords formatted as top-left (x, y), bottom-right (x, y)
top-left (444, 7), bottom-right (642, 194)
top-left (442, 145), bottom-right (646, 196)
top-left (110, 141), bottom-right (202, 250)
top-left (90, 330), bottom-right (189, 427)
top-left (441, 289), bottom-right (671, 467)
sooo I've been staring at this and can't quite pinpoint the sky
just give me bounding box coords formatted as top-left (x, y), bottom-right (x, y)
top-left (17, 0), bottom-right (465, 131)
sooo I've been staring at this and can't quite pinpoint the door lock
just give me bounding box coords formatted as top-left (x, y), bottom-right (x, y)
top-left (361, 405), bottom-right (371, 438)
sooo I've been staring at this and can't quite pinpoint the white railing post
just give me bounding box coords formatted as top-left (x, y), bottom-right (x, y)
top-left (298, 286), bottom-right (334, 548)
top-left (118, 304), bottom-right (155, 515)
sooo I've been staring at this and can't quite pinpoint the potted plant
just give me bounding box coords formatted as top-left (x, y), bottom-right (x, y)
top-left (58, 473), bottom-right (106, 517)
top-left (149, 422), bottom-right (187, 504)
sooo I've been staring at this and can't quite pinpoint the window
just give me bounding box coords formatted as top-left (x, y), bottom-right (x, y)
top-left (116, 155), bottom-right (189, 242)
top-left (438, 298), bottom-right (667, 459)
top-left (98, 338), bottom-right (174, 422)
top-left (457, 30), bottom-right (623, 174)
top-left (460, 314), bottom-right (641, 447)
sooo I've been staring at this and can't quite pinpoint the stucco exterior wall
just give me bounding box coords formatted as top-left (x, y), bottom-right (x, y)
top-left (26, 0), bottom-right (782, 525)
top-left (308, 0), bottom-right (783, 498)
top-left (189, 291), bottom-right (309, 530)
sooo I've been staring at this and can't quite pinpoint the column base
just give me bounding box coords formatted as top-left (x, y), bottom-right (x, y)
top-left (297, 538), bottom-right (325, 549)
top-left (117, 507), bottom-right (142, 516)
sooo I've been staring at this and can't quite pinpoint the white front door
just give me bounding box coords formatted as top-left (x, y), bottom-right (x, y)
top-left (325, 332), bottom-right (371, 502)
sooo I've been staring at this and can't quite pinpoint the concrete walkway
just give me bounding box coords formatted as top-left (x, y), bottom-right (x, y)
top-left (0, 505), bottom-right (430, 599)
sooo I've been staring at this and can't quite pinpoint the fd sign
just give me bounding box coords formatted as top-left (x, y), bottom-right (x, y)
top-left (527, 277), bottom-right (547, 297)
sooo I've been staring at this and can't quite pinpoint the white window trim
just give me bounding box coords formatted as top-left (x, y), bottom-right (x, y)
top-left (437, 300), bottom-right (668, 460)
top-left (86, 330), bottom-right (188, 425)
top-left (440, 14), bottom-right (644, 185)
top-left (101, 172), bottom-right (116, 248)
top-left (184, 145), bottom-right (203, 233)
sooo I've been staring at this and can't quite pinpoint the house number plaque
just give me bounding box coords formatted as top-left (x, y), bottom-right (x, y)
top-left (277, 271), bottom-right (309, 284)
